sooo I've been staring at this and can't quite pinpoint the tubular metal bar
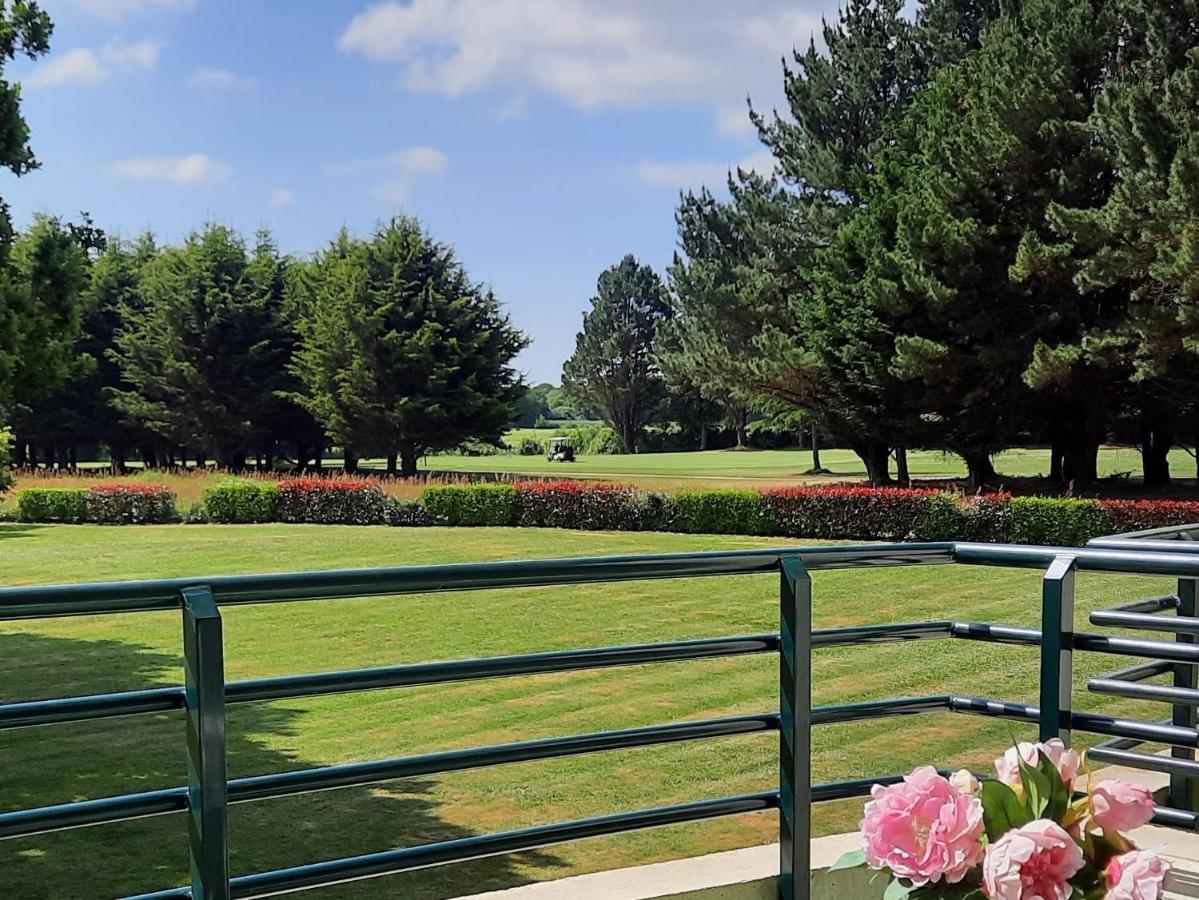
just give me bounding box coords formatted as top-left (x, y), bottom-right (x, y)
top-left (1150, 806), bottom-right (1199, 830)
top-left (1086, 747), bottom-right (1199, 778)
top-left (1096, 660), bottom-right (1173, 683)
top-left (0, 634), bottom-right (784, 731)
top-left (951, 543), bottom-right (1199, 577)
top-left (1088, 678), bottom-right (1199, 707)
top-left (1040, 557), bottom-right (1075, 744)
top-left (0, 543), bottom-right (956, 620)
top-left (0, 694), bottom-right (961, 841)
top-left (1, 624), bottom-right (953, 733)
top-left (1074, 632), bottom-right (1199, 664)
top-left (1101, 595), bottom-right (1180, 615)
top-left (1091, 610), bottom-right (1199, 634)
top-left (1072, 712), bottom-right (1199, 748)
top-left (949, 696), bottom-right (1040, 722)
top-left (950, 623), bottom-right (1041, 646)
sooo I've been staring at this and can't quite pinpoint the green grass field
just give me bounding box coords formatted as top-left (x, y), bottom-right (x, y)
top-left (420, 441), bottom-right (1199, 487)
top-left (0, 524), bottom-right (1177, 898)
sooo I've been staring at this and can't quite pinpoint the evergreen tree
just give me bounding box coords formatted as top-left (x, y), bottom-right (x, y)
top-left (288, 217), bottom-right (527, 476)
top-left (562, 254), bottom-right (672, 454)
top-left (109, 225), bottom-right (294, 469)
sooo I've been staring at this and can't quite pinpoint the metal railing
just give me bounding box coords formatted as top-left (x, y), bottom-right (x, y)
top-left (5, 540), bottom-right (1199, 899)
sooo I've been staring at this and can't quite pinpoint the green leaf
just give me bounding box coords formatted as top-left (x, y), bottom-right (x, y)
top-left (1037, 753), bottom-right (1070, 822)
top-left (828, 848), bottom-right (867, 871)
top-left (980, 779), bottom-right (1032, 841)
top-left (1017, 751), bottom-right (1052, 818)
top-left (885, 878), bottom-right (915, 900)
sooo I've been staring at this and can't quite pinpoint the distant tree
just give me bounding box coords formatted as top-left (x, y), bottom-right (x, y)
top-left (512, 382), bottom-right (554, 427)
top-left (109, 225), bottom-right (294, 469)
top-left (562, 254), bottom-right (672, 454)
top-left (287, 217), bottom-right (528, 476)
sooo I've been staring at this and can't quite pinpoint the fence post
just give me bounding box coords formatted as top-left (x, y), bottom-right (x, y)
top-left (1039, 555), bottom-right (1076, 745)
top-left (1172, 578), bottom-right (1199, 810)
top-left (182, 585), bottom-right (229, 900)
top-left (779, 556), bottom-right (811, 900)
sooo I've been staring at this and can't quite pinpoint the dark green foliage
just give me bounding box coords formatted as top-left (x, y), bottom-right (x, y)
top-left (16, 487), bottom-right (88, 523)
top-left (288, 217), bottom-right (527, 476)
top-left (108, 226), bottom-right (298, 468)
top-left (385, 499), bottom-right (432, 527)
top-left (203, 481), bottom-right (280, 524)
top-left (275, 478), bottom-right (390, 525)
top-left (1006, 496), bottom-right (1114, 546)
top-left (671, 489), bottom-right (775, 535)
top-left (84, 484), bottom-right (176, 525)
top-left (562, 255), bottom-right (672, 454)
top-left (420, 484), bottom-right (518, 526)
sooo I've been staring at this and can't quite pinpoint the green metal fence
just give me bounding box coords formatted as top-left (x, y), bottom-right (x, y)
top-left (4, 540), bottom-right (1199, 899)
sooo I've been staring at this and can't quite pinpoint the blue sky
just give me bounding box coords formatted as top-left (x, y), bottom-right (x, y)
top-left (5, 0), bottom-right (837, 382)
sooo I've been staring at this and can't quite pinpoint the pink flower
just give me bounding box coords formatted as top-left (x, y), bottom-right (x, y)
top-left (982, 819), bottom-right (1083, 900)
top-left (1090, 780), bottom-right (1157, 833)
top-left (861, 766), bottom-right (985, 886)
top-left (950, 769), bottom-right (980, 795)
top-left (1105, 849), bottom-right (1172, 899)
top-left (995, 739), bottom-right (1081, 791)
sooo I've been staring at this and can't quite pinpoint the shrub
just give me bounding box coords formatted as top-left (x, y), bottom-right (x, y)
top-left (764, 486), bottom-right (933, 540)
top-left (519, 438), bottom-right (544, 456)
top-left (515, 480), bottom-right (652, 530)
top-left (672, 489), bottom-right (776, 535)
top-left (0, 426), bottom-right (12, 496)
top-left (276, 478), bottom-right (389, 525)
top-left (914, 492), bottom-right (1011, 543)
top-left (16, 488), bottom-right (89, 523)
top-left (84, 483), bottom-right (177, 524)
top-left (204, 480), bottom-right (279, 523)
top-left (1100, 499), bottom-right (1199, 535)
top-left (1007, 496), bottom-right (1114, 546)
top-left (567, 423), bottom-right (622, 455)
top-left (420, 483), bottom-right (518, 526)
top-left (386, 498), bottom-right (433, 526)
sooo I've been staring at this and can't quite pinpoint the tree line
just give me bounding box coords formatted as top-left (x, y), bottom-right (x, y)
top-left (563, 0), bottom-right (1199, 486)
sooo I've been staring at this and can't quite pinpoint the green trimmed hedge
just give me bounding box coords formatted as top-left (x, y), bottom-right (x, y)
top-left (672, 489), bottom-right (774, 535)
top-left (421, 483), bottom-right (517, 526)
top-left (204, 481), bottom-right (279, 523)
top-left (1006, 496), bottom-right (1113, 546)
top-left (17, 488), bottom-right (89, 523)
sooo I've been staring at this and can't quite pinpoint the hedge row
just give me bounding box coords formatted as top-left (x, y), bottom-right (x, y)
top-left (15, 479), bottom-right (1199, 545)
top-left (17, 484), bottom-right (177, 524)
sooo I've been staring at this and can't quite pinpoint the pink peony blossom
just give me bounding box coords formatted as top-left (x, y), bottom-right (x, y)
top-left (950, 769), bottom-right (980, 795)
top-left (861, 766), bottom-right (985, 886)
top-left (994, 739), bottom-right (1082, 791)
top-left (1090, 780), bottom-right (1157, 833)
top-left (982, 819), bottom-right (1084, 900)
top-left (1105, 849), bottom-right (1172, 899)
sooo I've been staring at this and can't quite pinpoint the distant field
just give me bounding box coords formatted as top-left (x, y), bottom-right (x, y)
top-left (0, 523), bottom-right (1173, 898)
top-left (419, 443), bottom-right (1198, 486)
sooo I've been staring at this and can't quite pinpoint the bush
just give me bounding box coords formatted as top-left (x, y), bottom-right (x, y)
top-left (672, 489), bottom-right (776, 535)
top-left (0, 426), bottom-right (12, 496)
top-left (914, 492), bottom-right (1011, 543)
top-left (763, 486), bottom-right (933, 540)
top-left (277, 478), bottom-right (389, 525)
top-left (519, 438), bottom-right (544, 456)
top-left (386, 498), bottom-right (433, 526)
top-left (204, 480), bottom-right (279, 523)
top-left (420, 483), bottom-right (518, 526)
top-left (1007, 496), bottom-right (1114, 546)
top-left (515, 481), bottom-right (654, 530)
top-left (16, 488), bottom-right (89, 523)
top-left (567, 423), bottom-right (622, 455)
top-left (84, 484), bottom-right (177, 524)
top-left (1100, 499), bottom-right (1199, 535)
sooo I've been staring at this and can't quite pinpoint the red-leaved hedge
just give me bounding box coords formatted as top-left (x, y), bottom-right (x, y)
top-left (514, 480), bottom-right (668, 531)
top-left (764, 486), bottom-right (935, 540)
top-left (1099, 499), bottom-right (1199, 535)
top-left (276, 478), bottom-right (389, 525)
top-left (84, 483), bottom-right (177, 524)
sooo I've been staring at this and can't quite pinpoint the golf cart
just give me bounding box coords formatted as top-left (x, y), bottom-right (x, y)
top-left (546, 437), bottom-right (576, 462)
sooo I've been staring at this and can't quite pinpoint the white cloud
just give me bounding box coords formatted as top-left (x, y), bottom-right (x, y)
top-left (188, 67), bottom-right (256, 91)
top-left (70, 0), bottom-right (195, 21)
top-left (326, 145), bottom-right (448, 203)
top-left (26, 38), bottom-right (160, 88)
top-left (271, 188), bottom-right (294, 206)
top-left (108, 153), bottom-right (231, 184)
top-left (635, 150), bottom-right (775, 190)
top-left (337, 1), bottom-right (824, 134)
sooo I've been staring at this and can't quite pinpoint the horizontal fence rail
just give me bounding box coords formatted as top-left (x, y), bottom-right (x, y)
top-left (5, 539), bottom-right (1199, 899)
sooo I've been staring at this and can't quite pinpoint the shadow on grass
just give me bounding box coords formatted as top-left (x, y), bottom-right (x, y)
top-left (0, 523), bottom-right (47, 541)
top-left (0, 632), bottom-right (565, 899)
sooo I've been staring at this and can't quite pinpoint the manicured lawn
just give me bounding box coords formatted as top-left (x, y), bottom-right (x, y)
top-left (419, 444), bottom-right (1199, 487)
top-left (0, 524), bottom-right (1176, 898)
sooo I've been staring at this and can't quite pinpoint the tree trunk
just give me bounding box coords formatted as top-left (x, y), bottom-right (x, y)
top-left (196, 451), bottom-right (207, 470)
top-left (343, 448), bottom-right (358, 474)
top-left (399, 443), bottom-right (418, 477)
top-left (853, 440), bottom-right (893, 485)
top-left (263, 443), bottom-right (275, 472)
top-left (1049, 442), bottom-right (1064, 482)
top-left (962, 450), bottom-right (997, 489)
top-left (1061, 439), bottom-right (1099, 485)
top-left (1141, 423), bottom-right (1173, 486)
top-left (811, 424), bottom-right (823, 472)
top-left (895, 446), bottom-right (910, 485)
top-left (67, 446), bottom-right (77, 471)
top-left (698, 427), bottom-right (708, 451)
top-left (13, 440), bottom-right (26, 468)
top-left (386, 452), bottom-right (398, 476)
top-left (734, 409), bottom-right (748, 449)
top-left (111, 444), bottom-right (126, 475)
